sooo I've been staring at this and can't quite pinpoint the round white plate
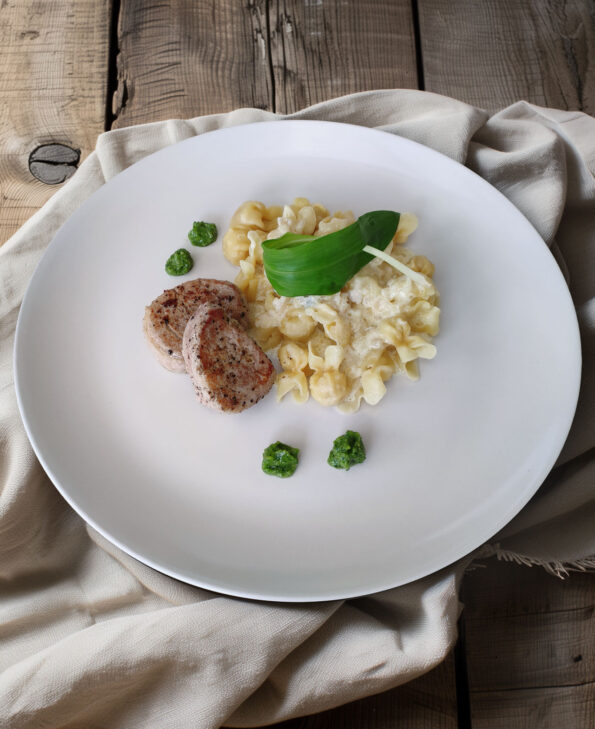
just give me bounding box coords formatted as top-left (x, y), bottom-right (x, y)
top-left (14, 121), bottom-right (581, 601)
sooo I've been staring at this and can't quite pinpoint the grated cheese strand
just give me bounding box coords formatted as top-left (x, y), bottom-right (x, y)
top-left (362, 245), bottom-right (428, 287)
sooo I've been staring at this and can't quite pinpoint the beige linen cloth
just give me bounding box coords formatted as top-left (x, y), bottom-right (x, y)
top-left (1, 91), bottom-right (594, 728)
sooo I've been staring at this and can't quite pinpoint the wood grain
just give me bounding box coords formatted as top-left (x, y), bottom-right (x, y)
top-left (462, 560), bottom-right (595, 728)
top-left (268, 0), bottom-right (418, 114)
top-left (263, 651), bottom-right (458, 729)
top-left (418, 0), bottom-right (595, 113)
top-left (0, 0), bottom-right (111, 245)
top-left (112, 0), bottom-right (272, 127)
top-left (469, 684), bottom-right (594, 729)
top-left (112, 0), bottom-right (419, 125)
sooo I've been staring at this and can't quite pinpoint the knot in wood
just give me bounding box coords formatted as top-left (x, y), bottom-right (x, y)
top-left (29, 144), bottom-right (81, 185)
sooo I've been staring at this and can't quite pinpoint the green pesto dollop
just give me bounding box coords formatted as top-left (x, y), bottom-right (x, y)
top-left (327, 430), bottom-right (366, 471)
top-left (165, 248), bottom-right (193, 276)
top-left (262, 441), bottom-right (299, 478)
top-left (188, 221), bottom-right (218, 247)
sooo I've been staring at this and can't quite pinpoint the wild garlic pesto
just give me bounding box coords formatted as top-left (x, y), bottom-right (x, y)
top-left (262, 441), bottom-right (299, 478)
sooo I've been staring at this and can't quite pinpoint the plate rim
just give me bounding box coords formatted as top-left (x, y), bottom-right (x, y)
top-left (13, 120), bottom-right (583, 601)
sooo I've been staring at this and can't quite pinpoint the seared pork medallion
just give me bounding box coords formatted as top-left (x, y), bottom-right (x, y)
top-left (182, 303), bottom-right (275, 413)
top-left (143, 278), bottom-right (248, 372)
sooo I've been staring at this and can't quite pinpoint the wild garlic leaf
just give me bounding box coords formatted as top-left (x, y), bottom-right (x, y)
top-left (262, 211), bottom-right (400, 297)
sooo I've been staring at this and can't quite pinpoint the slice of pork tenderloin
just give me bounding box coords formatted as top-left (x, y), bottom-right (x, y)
top-left (143, 278), bottom-right (248, 372)
top-left (182, 303), bottom-right (275, 413)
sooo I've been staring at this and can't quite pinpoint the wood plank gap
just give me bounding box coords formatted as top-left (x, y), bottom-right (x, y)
top-left (410, 0), bottom-right (425, 90)
top-left (478, 603), bottom-right (595, 620)
top-left (105, 0), bottom-right (121, 130)
top-left (454, 615), bottom-right (473, 729)
top-left (263, 0), bottom-right (276, 112)
top-left (477, 678), bottom-right (595, 693)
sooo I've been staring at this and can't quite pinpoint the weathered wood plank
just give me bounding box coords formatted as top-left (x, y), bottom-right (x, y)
top-left (418, 0), bottom-right (595, 113)
top-left (112, 0), bottom-right (272, 128)
top-left (112, 0), bottom-right (419, 125)
top-left (269, 0), bottom-right (418, 114)
top-left (263, 651), bottom-right (459, 728)
top-left (0, 0), bottom-right (111, 245)
top-left (469, 684), bottom-right (594, 729)
top-left (462, 560), bottom-right (595, 728)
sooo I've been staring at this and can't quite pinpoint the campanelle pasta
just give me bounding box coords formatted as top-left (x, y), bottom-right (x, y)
top-left (222, 198), bottom-right (440, 412)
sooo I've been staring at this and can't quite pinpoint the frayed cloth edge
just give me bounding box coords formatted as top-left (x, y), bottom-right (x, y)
top-left (471, 543), bottom-right (595, 578)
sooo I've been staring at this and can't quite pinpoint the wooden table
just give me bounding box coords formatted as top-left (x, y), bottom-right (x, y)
top-left (1, 2), bottom-right (593, 727)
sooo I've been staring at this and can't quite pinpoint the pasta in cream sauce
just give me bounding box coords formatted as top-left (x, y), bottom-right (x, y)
top-left (222, 198), bottom-right (440, 413)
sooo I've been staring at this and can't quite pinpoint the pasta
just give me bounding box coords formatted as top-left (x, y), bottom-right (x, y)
top-left (223, 198), bottom-right (440, 412)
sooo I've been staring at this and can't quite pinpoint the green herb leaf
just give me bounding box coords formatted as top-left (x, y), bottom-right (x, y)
top-left (262, 211), bottom-right (399, 297)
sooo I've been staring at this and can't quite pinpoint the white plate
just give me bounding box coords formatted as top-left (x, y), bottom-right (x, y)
top-left (14, 121), bottom-right (581, 601)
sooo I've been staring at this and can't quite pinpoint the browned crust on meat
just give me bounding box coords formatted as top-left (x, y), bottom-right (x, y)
top-left (182, 304), bottom-right (275, 413)
top-left (143, 278), bottom-right (248, 372)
